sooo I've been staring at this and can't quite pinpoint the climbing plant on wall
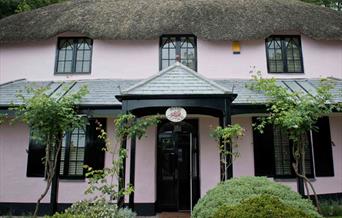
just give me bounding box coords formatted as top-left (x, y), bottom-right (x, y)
top-left (84, 113), bottom-right (161, 204)
top-left (248, 73), bottom-right (341, 213)
top-left (211, 124), bottom-right (245, 180)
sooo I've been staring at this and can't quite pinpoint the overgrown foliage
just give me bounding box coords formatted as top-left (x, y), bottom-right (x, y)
top-left (301, 0), bottom-right (342, 10)
top-left (10, 84), bottom-right (88, 217)
top-left (47, 200), bottom-right (136, 218)
top-left (192, 176), bottom-right (321, 218)
top-left (248, 74), bottom-right (340, 213)
top-left (0, 0), bottom-right (67, 18)
top-left (214, 194), bottom-right (313, 218)
top-left (211, 124), bottom-right (245, 180)
top-left (320, 200), bottom-right (342, 217)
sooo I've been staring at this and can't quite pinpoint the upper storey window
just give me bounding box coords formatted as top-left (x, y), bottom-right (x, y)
top-left (160, 35), bottom-right (197, 71)
top-left (55, 38), bottom-right (93, 74)
top-left (265, 36), bottom-right (304, 73)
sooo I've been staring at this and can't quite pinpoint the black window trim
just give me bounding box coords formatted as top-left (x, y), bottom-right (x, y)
top-left (26, 118), bottom-right (107, 180)
top-left (54, 37), bottom-right (93, 75)
top-left (265, 35), bottom-right (304, 74)
top-left (252, 117), bottom-right (315, 179)
top-left (159, 34), bottom-right (198, 71)
top-left (59, 127), bottom-right (87, 180)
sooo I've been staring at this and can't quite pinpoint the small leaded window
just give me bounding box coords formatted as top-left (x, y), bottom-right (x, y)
top-left (266, 36), bottom-right (304, 73)
top-left (55, 38), bottom-right (93, 74)
top-left (60, 127), bottom-right (86, 178)
top-left (160, 35), bottom-right (197, 71)
top-left (273, 126), bottom-right (313, 178)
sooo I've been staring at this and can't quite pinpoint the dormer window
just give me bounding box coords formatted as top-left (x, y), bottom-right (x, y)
top-left (55, 37), bottom-right (93, 74)
top-left (265, 36), bottom-right (304, 73)
top-left (160, 35), bottom-right (197, 71)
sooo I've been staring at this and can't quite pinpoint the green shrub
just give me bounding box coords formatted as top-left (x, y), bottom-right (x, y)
top-left (214, 194), bottom-right (312, 218)
top-left (46, 200), bottom-right (136, 218)
top-left (192, 176), bottom-right (321, 218)
top-left (47, 213), bottom-right (86, 218)
top-left (321, 200), bottom-right (342, 217)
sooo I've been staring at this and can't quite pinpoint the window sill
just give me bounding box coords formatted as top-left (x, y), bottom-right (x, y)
top-left (54, 72), bottom-right (91, 75)
top-left (267, 72), bottom-right (305, 74)
top-left (59, 178), bottom-right (86, 182)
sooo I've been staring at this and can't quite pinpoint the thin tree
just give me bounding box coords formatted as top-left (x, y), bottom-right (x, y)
top-left (10, 84), bottom-right (88, 217)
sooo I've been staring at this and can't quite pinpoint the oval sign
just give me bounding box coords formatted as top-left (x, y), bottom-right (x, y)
top-left (166, 107), bottom-right (187, 122)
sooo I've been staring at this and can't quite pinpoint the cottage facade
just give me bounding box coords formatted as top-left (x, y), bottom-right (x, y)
top-left (0, 0), bottom-right (342, 216)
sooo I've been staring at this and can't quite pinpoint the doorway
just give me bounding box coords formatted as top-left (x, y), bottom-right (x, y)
top-left (157, 119), bottom-right (200, 212)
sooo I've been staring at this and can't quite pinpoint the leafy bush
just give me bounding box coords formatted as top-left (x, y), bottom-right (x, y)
top-left (46, 200), bottom-right (136, 218)
top-left (214, 194), bottom-right (312, 218)
top-left (47, 213), bottom-right (86, 218)
top-left (192, 176), bottom-right (321, 218)
top-left (321, 200), bottom-right (342, 217)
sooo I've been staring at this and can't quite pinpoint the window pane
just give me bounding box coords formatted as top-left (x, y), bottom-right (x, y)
top-left (76, 50), bottom-right (84, 60)
top-left (60, 161), bottom-right (64, 175)
top-left (187, 59), bottom-right (195, 70)
top-left (78, 134), bottom-right (86, 147)
top-left (288, 60), bottom-right (295, 72)
top-left (65, 50), bottom-right (73, 61)
top-left (162, 60), bottom-right (169, 69)
top-left (64, 61), bottom-right (72, 72)
top-left (76, 61), bottom-right (83, 72)
top-left (276, 60), bottom-right (284, 72)
top-left (68, 162), bottom-right (76, 175)
top-left (58, 50), bottom-right (66, 60)
top-left (275, 49), bottom-right (282, 59)
top-left (269, 60), bottom-right (276, 72)
top-left (82, 61), bottom-right (90, 72)
top-left (181, 60), bottom-right (188, 66)
top-left (84, 50), bottom-right (91, 60)
top-left (57, 62), bottom-right (65, 72)
top-left (169, 48), bottom-right (176, 59)
top-left (273, 127), bottom-right (292, 176)
top-left (162, 49), bottom-right (169, 58)
top-left (294, 60), bottom-right (302, 72)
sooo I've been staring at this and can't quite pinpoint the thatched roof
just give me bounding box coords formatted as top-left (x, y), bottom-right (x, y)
top-left (0, 0), bottom-right (342, 42)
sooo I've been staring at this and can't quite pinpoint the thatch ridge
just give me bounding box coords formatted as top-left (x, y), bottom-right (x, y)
top-left (0, 0), bottom-right (341, 42)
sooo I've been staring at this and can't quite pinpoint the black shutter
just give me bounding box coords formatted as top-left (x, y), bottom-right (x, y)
top-left (313, 117), bottom-right (334, 177)
top-left (27, 137), bottom-right (45, 177)
top-left (252, 118), bottom-right (275, 177)
top-left (84, 118), bottom-right (106, 170)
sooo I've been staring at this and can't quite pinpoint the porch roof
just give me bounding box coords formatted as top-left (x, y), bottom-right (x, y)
top-left (0, 77), bottom-right (341, 108)
top-left (120, 62), bottom-right (232, 96)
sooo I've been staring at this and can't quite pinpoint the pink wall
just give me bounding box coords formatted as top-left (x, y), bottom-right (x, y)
top-left (0, 118), bottom-right (118, 203)
top-left (231, 116), bottom-right (255, 177)
top-left (1, 35), bottom-right (341, 83)
top-left (134, 126), bottom-right (157, 203)
top-left (199, 117), bottom-right (221, 196)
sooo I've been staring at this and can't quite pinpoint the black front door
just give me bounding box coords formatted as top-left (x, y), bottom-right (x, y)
top-left (157, 120), bottom-right (200, 211)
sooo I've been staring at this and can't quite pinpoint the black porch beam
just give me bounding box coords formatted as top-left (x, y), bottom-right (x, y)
top-left (128, 134), bottom-right (137, 209)
top-left (118, 102), bottom-right (128, 207)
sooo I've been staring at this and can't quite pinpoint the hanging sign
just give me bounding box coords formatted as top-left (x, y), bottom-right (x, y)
top-left (166, 107), bottom-right (187, 122)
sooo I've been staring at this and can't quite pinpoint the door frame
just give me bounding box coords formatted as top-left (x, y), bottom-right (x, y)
top-left (156, 119), bottom-right (200, 212)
